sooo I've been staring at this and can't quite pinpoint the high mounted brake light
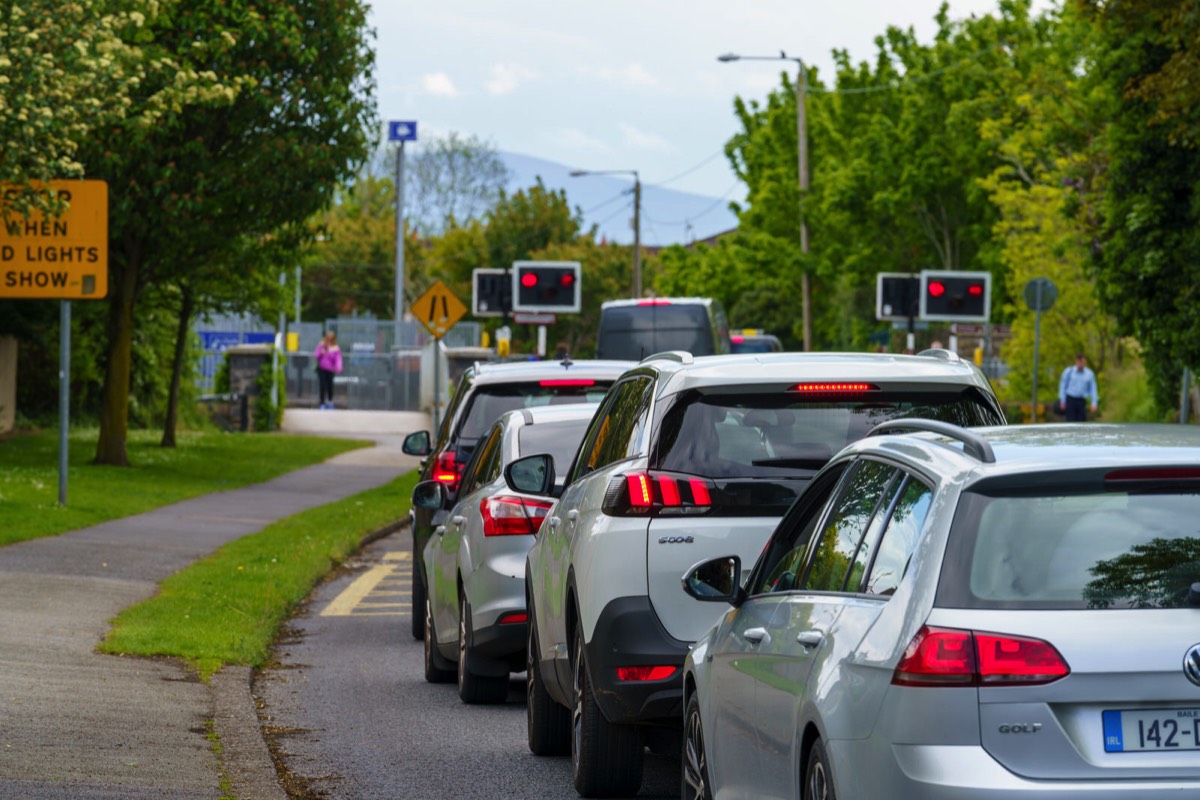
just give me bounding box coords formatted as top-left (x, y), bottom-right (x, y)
top-left (637, 299), bottom-right (672, 306)
top-left (602, 471), bottom-right (716, 516)
top-left (789, 382), bottom-right (880, 394)
top-left (1105, 468), bottom-right (1200, 482)
top-left (538, 379), bottom-right (596, 387)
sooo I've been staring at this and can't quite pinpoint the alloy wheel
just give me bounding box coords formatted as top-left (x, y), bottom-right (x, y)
top-left (682, 698), bottom-right (709, 800)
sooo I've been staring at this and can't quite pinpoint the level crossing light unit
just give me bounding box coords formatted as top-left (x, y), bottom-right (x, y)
top-left (569, 169), bottom-right (642, 298)
top-left (718, 51), bottom-right (812, 351)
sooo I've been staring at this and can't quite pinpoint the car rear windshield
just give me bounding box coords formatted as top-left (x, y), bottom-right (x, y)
top-left (598, 305), bottom-right (713, 360)
top-left (458, 384), bottom-right (610, 442)
top-left (517, 418), bottom-right (593, 476)
top-left (939, 489), bottom-right (1200, 610)
top-left (654, 389), bottom-right (1003, 479)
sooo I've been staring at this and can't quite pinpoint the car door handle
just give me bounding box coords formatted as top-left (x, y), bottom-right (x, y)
top-left (452, 516), bottom-right (465, 527)
top-left (548, 517), bottom-right (560, 531)
top-left (434, 525), bottom-right (446, 538)
top-left (796, 630), bottom-right (824, 649)
top-left (567, 510), bottom-right (580, 522)
top-left (744, 627), bottom-right (771, 645)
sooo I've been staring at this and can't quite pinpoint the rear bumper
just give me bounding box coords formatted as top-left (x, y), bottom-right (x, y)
top-left (833, 740), bottom-right (1200, 799)
top-left (584, 596), bottom-right (690, 726)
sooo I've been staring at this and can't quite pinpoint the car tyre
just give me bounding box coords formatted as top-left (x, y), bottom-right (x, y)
top-left (804, 738), bottom-right (837, 800)
top-left (411, 556), bottom-right (426, 640)
top-left (526, 600), bottom-right (570, 756)
top-left (682, 691), bottom-right (712, 800)
top-left (457, 593), bottom-right (508, 704)
top-left (571, 625), bottom-right (643, 797)
top-left (423, 594), bottom-right (455, 684)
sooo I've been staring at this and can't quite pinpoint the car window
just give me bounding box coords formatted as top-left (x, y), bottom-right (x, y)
top-left (455, 381), bottom-right (611, 444)
top-left (581, 377), bottom-right (652, 474)
top-left (460, 425), bottom-right (502, 496)
top-left (752, 464), bottom-right (848, 595)
top-left (801, 461), bottom-right (900, 593)
top-left (863, 476), bottom-right (934, 596)
top-left (597, 305), bottom-right (716, 360)
top-left (517, 418), bottom-right (594, 481)
top-left (436, 371), bottom-right (475, 449)
top-left (939, 488), bottom-right (1200, 610)
top-left (654, 390), bottom-right (1003, 479)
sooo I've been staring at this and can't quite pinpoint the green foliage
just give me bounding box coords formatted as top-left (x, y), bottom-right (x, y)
top-left (252, 353), bottom-right (285, 432)
top-left (213, 353), bottom-right (231, 394)
top-left (398, 132), bottom-right (511, 236)
top-left (0, 429), bottom-right (367, 546)
top-left (100, 471), bottom-right (418, 679)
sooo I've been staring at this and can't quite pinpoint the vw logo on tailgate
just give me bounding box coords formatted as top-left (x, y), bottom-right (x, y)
top-left (1185, 645), bottom-right (1200, 687)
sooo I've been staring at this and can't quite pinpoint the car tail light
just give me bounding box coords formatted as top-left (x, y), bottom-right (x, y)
top-left (602, 471), bottom-right (716, 516)
top-left (538, 379), bottom-right (596, 387)
top-left (731, 335), bottom-right (745, 344)
top-left (616, 665), bottom-right (677, 681)
top-left (637, 298), bottom-right (672, 306)
top-left (497, 611), bottom-right (528, 625)
top-left (433, 452), bottom-right (463, 489)
top-left (893, 625), bottom-right (1069, 687)
top-left (789, 382), bottom-right (880, 394)
top-left (480, 495), bottom-right (554, 536)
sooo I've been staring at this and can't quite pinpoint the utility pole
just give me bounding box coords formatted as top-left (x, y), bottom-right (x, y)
top-left (633, 175), bottom-right (642, 298)
top-left (796, 61), bottom-right (811, 352)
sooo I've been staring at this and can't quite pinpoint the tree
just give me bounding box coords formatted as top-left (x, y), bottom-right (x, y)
top-left (79, 0), bottom-right (376, 465)
top-left (396, 132), bottom-right (510, 237)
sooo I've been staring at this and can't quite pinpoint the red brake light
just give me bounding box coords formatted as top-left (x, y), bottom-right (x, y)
top-left (480, 495), bottom-right (554, 536)
top-left (893, 626), bottom-right (1069, 687)
top-left (538, 379), bottom-right (596, 387)
top-left (637, 298), bottom-right (672, 306)
top-left (616, 665), bottom-right (677, 681)
top-left (433, 452), bottom-right (462, 489)
top-left (497, 611), bottom-right (528, 625)
top-left (521, 272), bottom-right (538, 287)
top-left (731, 335), bottom-right (745, 344)
top-left (928, 280), bottom-right (946, 298)
top-left (789, 382), bottom-right (880, 394)
top-left (603, 471), bottom-right (715, 516)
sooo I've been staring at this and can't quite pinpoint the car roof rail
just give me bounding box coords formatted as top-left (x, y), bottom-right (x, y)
top-left (868, 418), bottom-right (996, 463)
top-left (640, 350), bottom-right (694, 366)
top-left (916, 348), bottom-right (961, 363)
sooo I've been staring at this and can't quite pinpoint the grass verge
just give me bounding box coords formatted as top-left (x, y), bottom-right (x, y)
top-left (99, 471), bottom-right (419, 679)
top-left (0, 429), bottom-right (370, 546)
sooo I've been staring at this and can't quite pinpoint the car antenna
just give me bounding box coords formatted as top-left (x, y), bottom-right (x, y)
top-left (560, 355), bottom-right (574, 369)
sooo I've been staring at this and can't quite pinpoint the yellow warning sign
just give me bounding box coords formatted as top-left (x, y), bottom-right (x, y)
top-left (0, 180), bottom-right (108, 299)
top-left (411, 280), bottom-right (467, 340)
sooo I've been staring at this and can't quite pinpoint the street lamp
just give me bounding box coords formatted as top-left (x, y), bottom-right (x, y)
top-left (569, 168), bottom-right (642, 298)
top-left (718, 51), bottom-right (812, 351)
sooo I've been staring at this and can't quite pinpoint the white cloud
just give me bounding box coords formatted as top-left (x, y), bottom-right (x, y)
top-left (580, 63), bottom-right (660, 88)
top-left (486, 63), bottom-right (537, 96)
top-left (422, 73), bottom-right (459, 98)
top-left (619, 122), bottom-right (673, 154)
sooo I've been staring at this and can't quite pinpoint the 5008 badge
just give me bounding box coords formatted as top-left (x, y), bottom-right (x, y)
top-left (658, 535), bottom-right (694, 544)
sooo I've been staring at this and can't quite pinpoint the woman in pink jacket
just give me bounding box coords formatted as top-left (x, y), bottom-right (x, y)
top-left (314, 331), bottom-right (343, 410)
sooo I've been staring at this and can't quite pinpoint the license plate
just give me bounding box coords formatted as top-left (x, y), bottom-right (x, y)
top-left (1103, 709), bottom-right (1200, 752)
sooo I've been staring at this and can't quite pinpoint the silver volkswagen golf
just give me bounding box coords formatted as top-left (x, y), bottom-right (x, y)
top-left (682, 422), bottom-right (1200, 799)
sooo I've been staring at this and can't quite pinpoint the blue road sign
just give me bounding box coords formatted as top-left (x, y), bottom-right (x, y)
top-left (388, 120), bottom-right (418, 142)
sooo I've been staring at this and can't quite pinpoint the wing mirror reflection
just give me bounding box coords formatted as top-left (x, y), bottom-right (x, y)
top-left (504, 453), bottom-right (556, 497)
top-left (403, 430), bottom-right (432, 456)
top-left (682, 555), bottom-right (745, 607)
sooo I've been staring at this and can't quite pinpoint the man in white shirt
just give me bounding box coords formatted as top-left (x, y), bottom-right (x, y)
top-left (1058, 352), bottom-right (1099, 421)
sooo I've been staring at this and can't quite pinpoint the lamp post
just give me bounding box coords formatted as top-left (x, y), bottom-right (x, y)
top-left (718, 51), bottom-right (811, 351)
top-left (570, 169), bottom-right (642, 298)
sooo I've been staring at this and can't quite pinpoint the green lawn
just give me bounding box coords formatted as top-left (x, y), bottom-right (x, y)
top-left (0, 428), bottom-right (370, 546)
top-left (101, 471), bottom-right (419, 678)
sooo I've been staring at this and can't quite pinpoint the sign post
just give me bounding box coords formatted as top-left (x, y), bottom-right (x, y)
top-left (1024, 277), bottom-right (1058, 422)
top-left (1, 180), bottom-right (109, 505)
top-left (411, 280), bottom-right (466, 432)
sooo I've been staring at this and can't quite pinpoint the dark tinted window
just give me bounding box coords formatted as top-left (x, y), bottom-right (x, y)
top-left (655, 390), bottom-right (1003, 479)
top-left (803, 461), bottom-right (899, 592)
top-left (459, 425), bottom-right (502, 495)
top-left (597, 304), bottom-right (714, 360)
top-left (939, 490), bottom-right (1200, 609)
top-left (730, 336), bottom-right (782, 354)
top-left (457, 382), bottom-right (611, 442)
top-left (578, 377), bottom-right (652, 473)
top-left (517, 418), bottom-right (594, 480)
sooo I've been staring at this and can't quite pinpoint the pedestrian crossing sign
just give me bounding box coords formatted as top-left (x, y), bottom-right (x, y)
top-left (411, 280), bottom-right (467, 340)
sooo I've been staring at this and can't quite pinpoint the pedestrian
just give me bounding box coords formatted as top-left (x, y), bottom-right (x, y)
top-left (314, 331), bottom-right (343, 410)
top-left (1057, 352), bottom-right (1099, 421)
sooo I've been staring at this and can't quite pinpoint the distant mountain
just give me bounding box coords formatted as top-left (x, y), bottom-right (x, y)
top-left (500, 151), bottom-right (740, 248)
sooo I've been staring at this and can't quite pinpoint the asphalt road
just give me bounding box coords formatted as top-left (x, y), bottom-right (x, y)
top-left (255, 529), bottom-right (681, 799)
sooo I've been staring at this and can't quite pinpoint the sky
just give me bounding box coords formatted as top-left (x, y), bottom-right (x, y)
top-left (371, 1), bottom-right (1049, 240)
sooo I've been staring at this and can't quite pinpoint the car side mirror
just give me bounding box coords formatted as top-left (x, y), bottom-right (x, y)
top-left (411, 480), bottom-right (445, 510)
top-left (403, 430), bottom-right (432, 456)
top-left (682, 555), bottom-right (745, 607)
top-left (504, 454), bottom-right (555, 496)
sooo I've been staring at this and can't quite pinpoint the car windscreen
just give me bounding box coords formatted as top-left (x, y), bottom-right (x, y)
top-left (517, 418), bottom-right (594, 478)
top-left (598, 305), bottom-right (713, 360)
top-left (458, 383), bottom-right (611, 443)
top-left (654, 389), bottom-right (1004, 479)
top-left (938, 489), bottom-right (1200, 610)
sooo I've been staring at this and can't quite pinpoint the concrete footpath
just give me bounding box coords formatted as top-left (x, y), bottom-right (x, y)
top-left (0, 410), bottom-right (428, 799)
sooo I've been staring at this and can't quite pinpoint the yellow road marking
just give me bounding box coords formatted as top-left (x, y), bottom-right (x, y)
top-left (321, 563), bottom-right (399, 617)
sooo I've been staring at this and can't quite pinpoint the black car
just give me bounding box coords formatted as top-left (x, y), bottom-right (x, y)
top-left (401, 357), bottom-right (629, 638)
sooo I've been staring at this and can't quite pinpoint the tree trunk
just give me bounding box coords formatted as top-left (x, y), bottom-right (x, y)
top-left (160, 286), bottom-right (194, 448)
top-left (94, 255), bottom-right (139, 466)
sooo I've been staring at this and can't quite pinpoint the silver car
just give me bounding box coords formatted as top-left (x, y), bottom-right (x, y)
top-left (682, 422), bottom-right (1200, 799)
top-left (415, 404), bottom-right (598, 704)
